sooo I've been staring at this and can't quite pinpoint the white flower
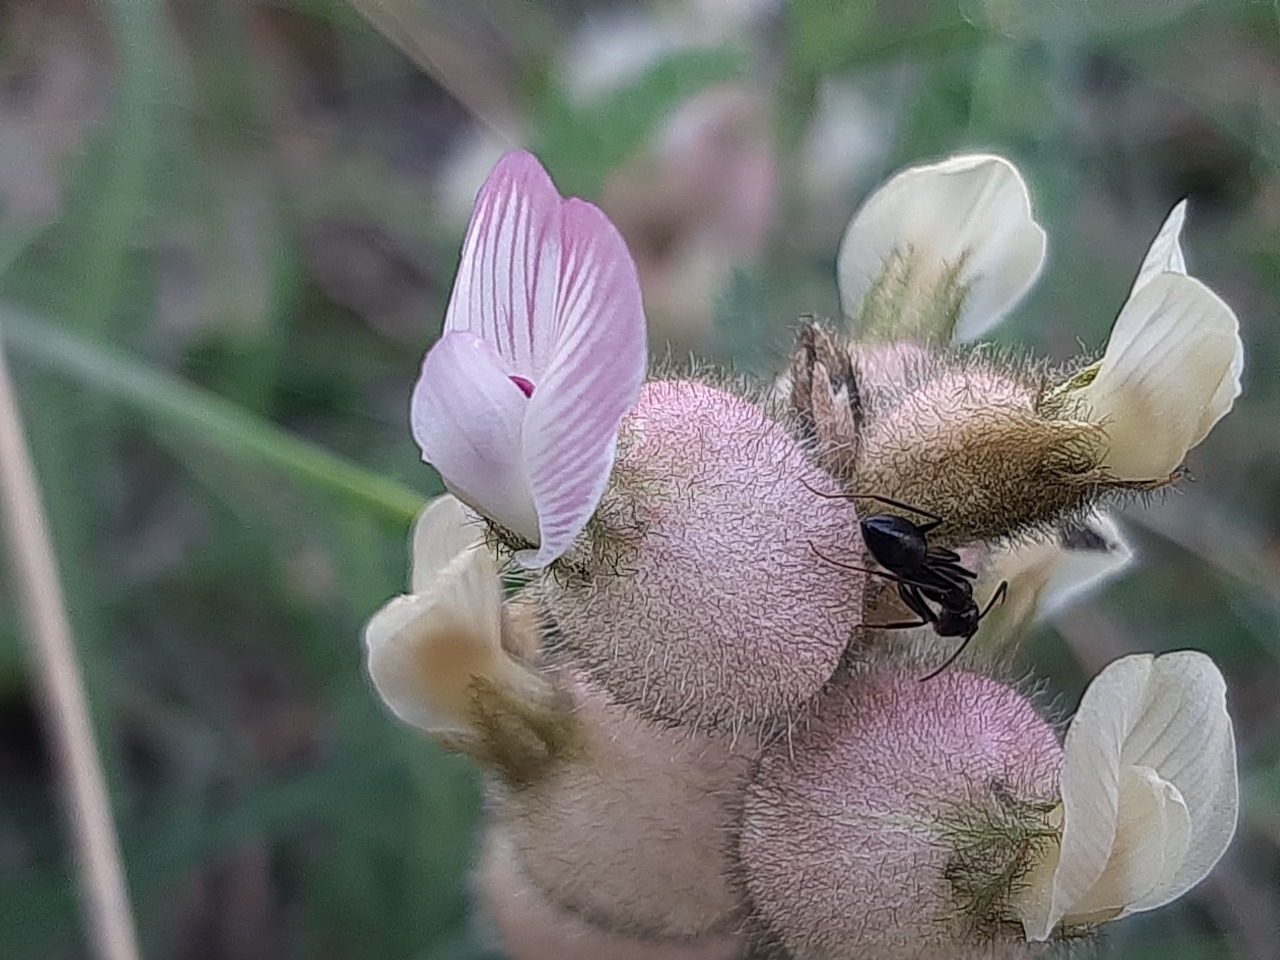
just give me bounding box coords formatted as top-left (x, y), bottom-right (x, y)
top-left (1066, 201), bottom-right (1244, 481)
top-left (363, 494), bottom-right (544, 737)
top-left (1012, 651), bottom-right (1238, 941)
top-left (984, 512), bottom-right (1135, 627)
top-left (837, 153), bottom-right (1047, 342)
top-left (411, 151), bottom-right (648, 567)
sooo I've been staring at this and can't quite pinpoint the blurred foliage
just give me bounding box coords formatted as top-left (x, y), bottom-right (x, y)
top-left (0, 0), bottom-right (1278, 957)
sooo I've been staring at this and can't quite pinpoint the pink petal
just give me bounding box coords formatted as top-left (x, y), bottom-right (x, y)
top-left (410, 332), bottom-right (539, 542)
top-left (444, 151), bottom-right (563, 379)
top-left (521, 198), bottom-right (647, 566)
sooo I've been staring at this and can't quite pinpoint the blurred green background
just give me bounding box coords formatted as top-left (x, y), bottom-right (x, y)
top-left (1, 0), bottom-right (1277, 957)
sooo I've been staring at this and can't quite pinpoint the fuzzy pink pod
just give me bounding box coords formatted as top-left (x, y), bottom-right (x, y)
top-left (738, 669), bottom-right (1062, 960)
top-left (541, 380), bottom-right (865, 730)
top-left (492, 670), bottom-right (756, 939)
top-left (474, 827), bottom-right (746, 960)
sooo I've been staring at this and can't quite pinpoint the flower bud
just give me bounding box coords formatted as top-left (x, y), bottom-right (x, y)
top-left (737, 669), bottom-right (1061, 959)
top-left (541, 379), bottom-right (864, 730)
top-left (491, 670), bottom-right (755, 939)
top-left (787, 321), bottom-right (861, 479)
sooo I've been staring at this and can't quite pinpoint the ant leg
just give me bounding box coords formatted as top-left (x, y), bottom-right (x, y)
top-left (926, 555), bottom-right (978, 581)
top-left (871, 584), bottom-right (938, 630)
top-left (917, 583), bottom-right (1009, 683)
top-left (810, 545), bottom-right (955, 601)
top-left (897, 583), bottom-right (939, 624)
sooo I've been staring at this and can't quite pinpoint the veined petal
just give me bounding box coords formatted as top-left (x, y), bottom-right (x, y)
top-left (1131, 200), bottom-right (1188, 295)
top-left (1024, 652), bottom-right (1239, 940)
top-left (411, 332), bottom-right (539, 542)
top-left (521, 198), bottom-right (647, 567)
top-left (1076, 273), bottom-right (1242, 480)
top-left (1111, 651), bottom-right (1238, 910)
top-left (837, 153), bottom-right (1046, 342)
top-left (1063, 765), bottom-right (1191, 924)
top-left (1034, 655), bottom-right (1154, 939)
top-left (409, 494), bottom-right (488, 593)
top-left (444, 151), bottom-right (562, 379)
top-left (1207, 324), bottom-right (1246, 435)
top-left (364, 543), bottom-right (505, 735)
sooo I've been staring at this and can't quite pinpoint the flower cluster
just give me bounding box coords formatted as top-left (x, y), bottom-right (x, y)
top-left (364, 150), bottom-right (1242, 959)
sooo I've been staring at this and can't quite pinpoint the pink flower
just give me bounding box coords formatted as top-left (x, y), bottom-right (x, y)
top-left (411, 151), bottom-right (648, 567)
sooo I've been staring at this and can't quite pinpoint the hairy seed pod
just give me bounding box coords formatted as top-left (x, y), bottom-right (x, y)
top-left (492, 670), bottom-right (756, 940)
top-left (542, 379), bottom-right (865, 731)
top-left (474, 827), bottom-right (746, 960)
top-left (738, 669), bottom-right (1061, 960)
top-left (853, 366), bottom-right (1108, 544)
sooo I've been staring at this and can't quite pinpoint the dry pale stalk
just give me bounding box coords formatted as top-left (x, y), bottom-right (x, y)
top-left (0, 329), bottom-right (140, 960)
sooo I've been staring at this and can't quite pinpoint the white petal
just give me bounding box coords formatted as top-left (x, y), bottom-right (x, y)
top-left (837, 153), bottom-right (1046, 342)
top-left (410, 332), bottom-right (540, 542)
top-left (409, 494), bottom-right (487, 594)
top-left (1037, 514), bottom-right (1135, 619)
top-left (364, 544), bottom-right (505, 735)
top-left (1034, 654), bottom-right (1155, 939)
top-left (1020, 653), bottom-right (1238, 940)
top-left (521, 198), bottom-right (647, 567)
top-left (1063, 765), bottom-right (1191, 923)
top-left (1110, 651), bottom-right (1238, 910)
top-left (1076, 273), bottom-right (1242, 480)
top-left (987, 513), bottom-right (1135, 634)
top-left (444, 152), bottom-right (562, 380)
top-left (1206, 322), bottom-right (1246, 435)
top-left (1131, 200), bottom-right (1188, 296)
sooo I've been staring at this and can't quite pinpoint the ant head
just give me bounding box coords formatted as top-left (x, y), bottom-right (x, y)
top-left (860, 515), bottom-right (929, 570)
top-left (934, 605), bottom-right (978, 639)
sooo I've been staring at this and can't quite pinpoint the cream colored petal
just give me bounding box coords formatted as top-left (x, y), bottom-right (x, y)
top-left (1037, 514), bottom-right (1135, 619)
top-left (837, 153), bottom-right (1046, 342)
top-left (410, 493), bottom-right (487, 593)
top-left (1063, 765), bottom-right (1191, 924)
top-left (1112, 651), bottom-right (1238, 910)
top-left (365, 543), bottom-right (505, 735)
top-left (1032, 655), bottom-right (1155, 939)
top-left (1020, 653), bottom-right (1237, 940)
top-left (1204, 325), bottom-right (1246, 439)
top-left (1076, 273), bottom-right (1242, 480)
top-left (979, 515), bottom-right (1132, 643)
top-left (1130, 200), bottom-right (1188, 296)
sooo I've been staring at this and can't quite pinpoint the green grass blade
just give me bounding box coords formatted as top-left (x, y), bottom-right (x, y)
top-left (0, 307), bottom-right (426, 527)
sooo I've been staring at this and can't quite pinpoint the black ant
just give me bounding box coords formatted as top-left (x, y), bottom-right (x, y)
top-left (807, 489), bottom-right (1008, 681)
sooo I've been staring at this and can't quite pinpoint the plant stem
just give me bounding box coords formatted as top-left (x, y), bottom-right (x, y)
top-left (0, 329), bottom-right (141, 960)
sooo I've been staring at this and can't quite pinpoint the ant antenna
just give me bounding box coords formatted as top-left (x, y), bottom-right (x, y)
top-left (797, 479), bottom-right (943, 524)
